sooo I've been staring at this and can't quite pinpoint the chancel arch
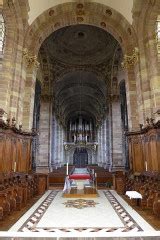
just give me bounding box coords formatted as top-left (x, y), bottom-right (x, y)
top-left (21, 1), bottom-right (139, 135)
top-left (0, 1), bottom-right (142, 174)
top-left (19, 0), bottom-right (140, 173)
top-left (31, 21), bottom-right (132, 172)
top-left (1, 1), bottom-right (160, 235)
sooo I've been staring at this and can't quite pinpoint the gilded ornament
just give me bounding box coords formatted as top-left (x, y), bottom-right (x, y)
top-left (54, 22), bottom-right (60, 28)
top-left (77, 3), bottom-right (83, 9)
top-left (106, 9), bottom-right (112, 16)
top-left (121, 47), bottom-right (139, 69)
top-left (100, 22), bottom-right (106, 28)
top-left (77, 17), bottom-right (84, 22)
top-left (23, 48), bottom-right (40, 69)
top-left (76, 9), bottom-right (85, 15)
top-left (48, 9), bottom-right (54, 16)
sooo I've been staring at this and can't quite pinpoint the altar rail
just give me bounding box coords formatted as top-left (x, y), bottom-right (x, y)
top-left (49, 166), bottom-right (113, 188)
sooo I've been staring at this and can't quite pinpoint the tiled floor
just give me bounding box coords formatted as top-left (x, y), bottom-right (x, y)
top-left (9, 190), bottom-right (157, 237)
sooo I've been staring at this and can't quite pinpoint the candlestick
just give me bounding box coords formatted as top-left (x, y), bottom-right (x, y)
top-left (153, 87), bottom-right (157, 108)
top-left (66, 162), bottom-right (68, 175)
top-left (14, 162), bottom-right (16, 172)
top-left (145, 161), bottom-right (148, 171)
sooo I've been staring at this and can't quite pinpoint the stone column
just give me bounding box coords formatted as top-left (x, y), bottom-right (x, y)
top-left (61, 127), bottom-right (64, 165)
top-left (122, 49), bottom-right (139, 131)
top-left (22, 50), bottom-right (39, 130)
top-left (58, 123), bottom-right (61, 165)
top-left (111, 96), bottom-right (123, 170)
top-left (97, 126), bottom-right (101, 166)
top-left (36, 96), bottom-right (51, 173)
top-left (108, 102), bottom-right (113, 170)
top-left (52, 114), bottom-right (57, 168)
top-left (147, 38), bottom-right (160, 122)
top-left (55, 119), bottom-right (59, 165)
top-left (106, 117), bottom-right (110, 169)
top-left (99, 125), bottom-right (103, 166)
top-left (103, 118), bottom-right (107, 168)
top-left (101, 119), bottom-right (105, 167)
top-left (59, 124), bottom-right (63, 165)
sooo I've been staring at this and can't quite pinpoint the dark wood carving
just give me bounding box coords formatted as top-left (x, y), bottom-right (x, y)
top-left (126, 121), bottom-right (160, 173)
top-left (0, 172), bottom-right (48, 220)
top-left (0, 115), bottom-right (36, 173)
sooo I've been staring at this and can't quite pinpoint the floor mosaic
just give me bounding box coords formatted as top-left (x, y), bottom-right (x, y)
top-left (8, 190), bottom-right (155, 234)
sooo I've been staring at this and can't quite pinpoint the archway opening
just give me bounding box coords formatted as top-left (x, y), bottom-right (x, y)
top-left (34, 23), bottom-right (127, 171)
top-left (73, 147), bottom-right (88, 167)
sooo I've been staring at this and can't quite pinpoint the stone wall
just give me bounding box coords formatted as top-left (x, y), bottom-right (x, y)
top-left (0, 0), bottom-right (160, 172)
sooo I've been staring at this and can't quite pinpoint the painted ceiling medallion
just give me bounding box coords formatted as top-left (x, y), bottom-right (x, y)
top-left (77, 3), bottom-right (84, 9)
top-left (63, 199), bottom-right (99, 209)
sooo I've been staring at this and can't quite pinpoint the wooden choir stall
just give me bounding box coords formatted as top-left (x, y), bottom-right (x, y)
top-left (126, 120), bottom-right (160, 173)
top-left (0, 110), bottom-right (48, 221)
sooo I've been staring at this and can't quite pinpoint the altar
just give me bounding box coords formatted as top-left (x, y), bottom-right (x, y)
top-left (63, 167), bottom-right (98, 198)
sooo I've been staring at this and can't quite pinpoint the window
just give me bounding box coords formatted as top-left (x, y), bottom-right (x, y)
top-left (156, 16), bottom-right (160, 60)
top-left (0, 13), bottom-right (5, 57)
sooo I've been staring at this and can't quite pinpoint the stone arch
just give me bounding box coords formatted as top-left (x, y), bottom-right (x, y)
top-left (132, 0), bottom-right (160, 124)
top-left (64, 145), bottom-right (97, 165)
top-left (25, 2), bottom-right (136, 55)
top-left (0, 0), bottom-right (29, 123)
top-left (22, 1), bottom-right (139, 131)
top-left (143, 0), bottom-right (160, 121)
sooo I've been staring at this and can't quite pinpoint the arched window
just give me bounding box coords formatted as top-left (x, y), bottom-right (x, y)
top-left (0, 13), bottom-right (5, 57)
top-left (156, 16), bottom-right (160, 61)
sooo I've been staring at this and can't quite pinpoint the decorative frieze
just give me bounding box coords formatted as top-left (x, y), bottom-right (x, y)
top-left (121, 48), bottom-right (139, 69)
top-left (23, 48), bottom-right (40, 69)
top-left (64, 142), bottom-right (98, 153)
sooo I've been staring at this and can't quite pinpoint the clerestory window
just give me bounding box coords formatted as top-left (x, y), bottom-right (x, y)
top-left (156, 17), bottom-right (160, 60)
top-left (0, 13), bottom-right (5, 57)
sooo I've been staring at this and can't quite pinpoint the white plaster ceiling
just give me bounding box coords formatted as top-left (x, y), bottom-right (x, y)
top-left (28, 0), bottom-right (133, 25)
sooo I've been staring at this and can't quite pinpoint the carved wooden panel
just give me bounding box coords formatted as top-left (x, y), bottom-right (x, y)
top-left (0, 130), bottom-right (32, 173)
top-left (127, 126), bottom-right (160, 173)
top-left (128, 135), bottom-right (144, 172)
top-left (0, 135), bottom-right (5, 172)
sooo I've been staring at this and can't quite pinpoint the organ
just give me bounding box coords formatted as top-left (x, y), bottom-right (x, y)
top-left (67, 116), bottom-right (95, 143)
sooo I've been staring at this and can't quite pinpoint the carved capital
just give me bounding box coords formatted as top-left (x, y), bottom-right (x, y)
top-left (0, 108), bottom-right (7, 123)
top-left (121, 48), bottom-right (139, 69)
top-left (23, 48), bottom-right (40, 69)
top-left (41, 94), bottom-right (53, 102)
top-left (0, 108), bottom-right (6, 118)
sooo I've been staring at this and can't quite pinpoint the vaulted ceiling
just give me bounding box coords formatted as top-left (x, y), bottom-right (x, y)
top-left (45, 25), bottom-right (118, 65)
top-left (55, 71), bottom-right (107, 125)
top-left (40, 24), bottom-right (120, 126)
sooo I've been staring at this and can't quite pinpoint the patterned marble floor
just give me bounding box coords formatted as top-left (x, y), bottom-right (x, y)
top-left (8, 190), bottom-right (159, 238)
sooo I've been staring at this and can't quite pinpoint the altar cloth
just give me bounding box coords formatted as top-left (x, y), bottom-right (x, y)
top-left (69, 174), bottom-right (91, 180)
top-left (126, 191), bottom-right (142, 199)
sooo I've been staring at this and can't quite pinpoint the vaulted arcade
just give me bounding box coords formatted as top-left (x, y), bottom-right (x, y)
top-left (34, 24), bottom-right (127, 171)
